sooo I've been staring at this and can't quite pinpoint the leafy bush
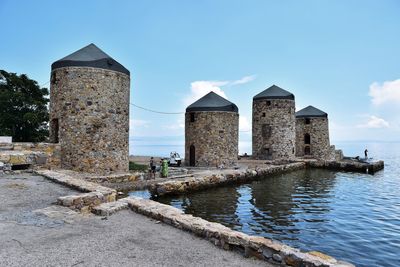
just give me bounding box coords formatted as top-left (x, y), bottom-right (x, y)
top-left (129, 161), bottom-right (148, 172)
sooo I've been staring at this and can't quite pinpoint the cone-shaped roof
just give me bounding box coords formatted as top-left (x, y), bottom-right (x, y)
top-left (296, 105), bottom-right (327, 118)
top-left (186, 91), bottom-right (238, 113)
top-left (253, 85), bottom-right (294, 100)
top-left (51, 43), bottom-right (130, 75)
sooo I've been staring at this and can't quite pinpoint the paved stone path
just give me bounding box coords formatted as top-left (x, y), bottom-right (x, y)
top-left (0, 173), bottom-right (269, 267)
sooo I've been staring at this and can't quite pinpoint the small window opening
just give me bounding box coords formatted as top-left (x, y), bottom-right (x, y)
top-left (305, 118), bottom-right (311, 124)
top-left (190, 113), bottom-right (195, 122)
top-left (262, 112), bottom-right (266, 117)
top-left (266, 101), bottom-right (271, 106)
top-left (304, 133), bottom-right (310, 145)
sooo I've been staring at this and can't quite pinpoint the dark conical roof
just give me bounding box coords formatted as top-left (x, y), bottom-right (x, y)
top-left (51, 43), bottom-right (130, 75)
top-left (186, 91), bottom-right (238, 113)
top-left (296, 105), bottom-right (327, 118)
top-left (253, 85), bottom-right (295, 100)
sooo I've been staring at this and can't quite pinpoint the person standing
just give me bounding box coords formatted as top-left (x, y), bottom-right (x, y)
top-left (364, 149), bottom-right (368, 159)
top-left (149, 157), bottom-right (156, 179)
top-left (161, 159), bottom-right (169, 178)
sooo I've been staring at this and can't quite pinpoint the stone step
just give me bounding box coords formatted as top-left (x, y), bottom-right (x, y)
top-left (92, 199), bottom-right (129, 216)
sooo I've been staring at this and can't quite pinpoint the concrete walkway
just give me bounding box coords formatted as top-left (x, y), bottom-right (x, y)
top-left (0, 173), bottom-right (270, 266)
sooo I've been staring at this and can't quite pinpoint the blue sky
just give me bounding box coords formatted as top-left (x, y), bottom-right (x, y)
top-left (1, 0), bottom-right (399, 155)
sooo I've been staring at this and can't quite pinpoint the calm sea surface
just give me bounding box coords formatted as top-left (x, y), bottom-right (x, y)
top-left (131, 142), bottom-right (400, 267)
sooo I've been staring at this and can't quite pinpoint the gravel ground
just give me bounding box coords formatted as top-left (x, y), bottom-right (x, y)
top-left (0, 172), bottom-right (271, 267)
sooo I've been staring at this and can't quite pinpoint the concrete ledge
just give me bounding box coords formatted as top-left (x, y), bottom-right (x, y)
top-left (35, 169), bottom-right (116, 211)
top-left (123, 196), bottom-right (354, 267)
top-left (150, 162), bottom-right (306, 196)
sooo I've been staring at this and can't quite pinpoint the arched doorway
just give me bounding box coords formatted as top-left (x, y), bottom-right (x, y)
top-left (189, 145), bottom-right (195, 166)
top-left (304, 133), bottom-right (310, 145)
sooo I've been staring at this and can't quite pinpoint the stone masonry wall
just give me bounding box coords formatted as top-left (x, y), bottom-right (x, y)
top-left (296, 117), bottom-right (333, 160)
top-left (185, 111), bottom-right (238, 167)
top-left (50, 67), bottom-right (130, 174)
top-left (252, 99), bottom-right (296, 160)
top-left (0, 142), bottom-right (60, 168)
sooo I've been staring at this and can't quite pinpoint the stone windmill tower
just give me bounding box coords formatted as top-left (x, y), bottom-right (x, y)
top-left (252, 85), bottom-right (296, 161)
top-left (185, 92), bottom-right (239, 167)
top-left (295, 105), bottom-right (331, 159)
top-left (49, 43), bottom-right (130, 174)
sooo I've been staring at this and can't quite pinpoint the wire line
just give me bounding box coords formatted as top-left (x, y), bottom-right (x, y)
top-left (130, 103), bottom-right (184, 114)
top-left (40, 80), bottom-right (184, 115)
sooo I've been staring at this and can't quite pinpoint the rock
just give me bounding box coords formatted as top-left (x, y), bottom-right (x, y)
top-left (262, 248), bottom-right (273, 259)
top-left (272, 253), bottom-right (282, 262)
top-left (308, 250), bottom-right (335, 261)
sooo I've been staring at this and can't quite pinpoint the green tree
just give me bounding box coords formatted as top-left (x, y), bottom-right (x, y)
top-left (0, 70), bottom-right (49, 142)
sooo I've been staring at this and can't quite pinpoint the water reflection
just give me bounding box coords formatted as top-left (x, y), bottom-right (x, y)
top-left (249, 169), bottom-right (336, 242)
top-left (236, 170), bottom-right (335, 241)
top-left (160, 185), bottom-right (240, 226)
top-left (142, 142), bottom-right (400, 267)
top-left (157, 169), bottom-right (337, 243)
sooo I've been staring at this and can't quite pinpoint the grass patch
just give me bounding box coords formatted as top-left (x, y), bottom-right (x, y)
top-left (129, 161), bottom-right (148, 172)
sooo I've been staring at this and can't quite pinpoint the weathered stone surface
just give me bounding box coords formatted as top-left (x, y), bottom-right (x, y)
top-left (85, 172), bottom-right (141, 183)
top-left (49, 67), bottom-right (130, 174)
top-left (185, 111), bottom-right (239, 167)
top-left (0, 142), bottom-right (61, 168)
top-left (35, 169), bottom-right (116, 211)
top-left (33, 205), bottom-right (81, 224)
top-left (92, 199), bottom-right (129, 216)
top-left (272, 253), bottom-right (282, 262)
top-left (252, 99), bottom-right (296, 160)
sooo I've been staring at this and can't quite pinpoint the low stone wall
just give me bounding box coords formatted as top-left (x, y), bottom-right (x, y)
top-left (43, 169), bottom-right (144, 192)
top-left (308, 160), bottom-right (384, 174)
top-left (51, 169), bottom-right (143, 184)
top-left (0, 142), bottom-right (60, 168)
top-left (84, 172), bottom-right (142, 183)
top-left (35, 169), bottom-right (116, 212)
top-left (150, 162), bottom-right (306, 196)
top-left (108, 196), bottom-right (352, 267)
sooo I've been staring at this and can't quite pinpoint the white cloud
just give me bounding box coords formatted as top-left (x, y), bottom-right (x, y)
top-left (184, 80), bottom-right (229, 106)
top-left (231, 75), bottom-right (256, 85)
top-left (184, 75), bottom-right (256, 106)
top-left (357, 115), bottom-right (389, 129)
top-left (369, 79), bottom-right (400, 106)
top-left (239, 115), bottom-right (251, 132)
